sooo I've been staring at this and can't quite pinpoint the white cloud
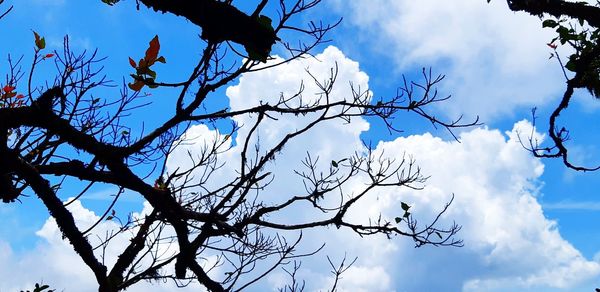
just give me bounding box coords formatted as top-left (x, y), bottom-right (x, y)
top-left (330, 265), bottom-right (392, 292)
top-left (369, 121), bottom-right (600, 291)
top-left (330, 0), bottom-right (566, 121)
top-left (280, 117), bottom-right (599, 291)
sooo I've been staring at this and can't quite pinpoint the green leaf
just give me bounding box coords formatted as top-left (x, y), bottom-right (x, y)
top-left (38, 37), bottom-right (46, 50)
top-left (33, 31), bottom-right (46, 50)
top-left (542, 19), bottom-right (558, 28)
top-left (401, 202), bottom-right (411, 211)
top-left (394, 217), bottom-right (402, 223)
top-left (331, 160), bottom-right (338, 168)
top-left (565, 59), bottom-right (577, 72)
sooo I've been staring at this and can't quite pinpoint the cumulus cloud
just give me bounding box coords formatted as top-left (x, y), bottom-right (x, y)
top-left (330, 0), bottom-right (566, 120)
top-left (358, 121), bottom-right (600, 291)
top-left (263, 115), bottom-right (600, 291)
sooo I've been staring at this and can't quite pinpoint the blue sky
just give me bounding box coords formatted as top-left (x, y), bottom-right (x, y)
top-left (2, 0), bottom-right (600, 291)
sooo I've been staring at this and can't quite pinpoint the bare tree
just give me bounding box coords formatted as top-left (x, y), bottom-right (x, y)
top-left (0, 1), bottom-right (476, 291)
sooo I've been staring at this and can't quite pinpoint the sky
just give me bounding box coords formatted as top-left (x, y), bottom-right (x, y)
top-left (2, 0), bottom-right (600, 291)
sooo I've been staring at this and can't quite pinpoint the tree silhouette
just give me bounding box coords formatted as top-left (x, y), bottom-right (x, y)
top-left (1, 1), bottom-right (476, 291)
top-left (492, 0), bottom-right (600, 171)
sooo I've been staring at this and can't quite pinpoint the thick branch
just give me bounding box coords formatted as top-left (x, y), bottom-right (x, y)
top-left (4, 150), bottom-right (108, 285)
top-left (138, 0), bottom-right (278, 58)
top-left (507, 0), bottom-right (600, 28)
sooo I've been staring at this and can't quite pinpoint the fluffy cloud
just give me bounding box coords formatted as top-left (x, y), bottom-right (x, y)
top-left (358, 121), bottom-right (600, 291)
top-left (260, 113), bottom-right (600, 291)
top-left (330, 0), bottom-right (566, 120)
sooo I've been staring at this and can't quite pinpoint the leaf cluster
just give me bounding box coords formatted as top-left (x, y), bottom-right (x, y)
top-left (128, 35), bottom-right (166, 91)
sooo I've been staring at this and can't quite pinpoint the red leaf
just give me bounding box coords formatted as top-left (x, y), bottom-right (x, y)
top-left (16, 94), bottom-right (24, 99)
top-left (45, 53), bottom-right (54, 58)
top-left (3, 85), bottom-right (15, 93)
top-left (128, 57), bottom-right (136, 68)
top-left (138, 58), bottom-right (148, 70)
top-left (145, 35), bottom-right (160, 62)
top-left (33, 31), bottom-right (40, 43)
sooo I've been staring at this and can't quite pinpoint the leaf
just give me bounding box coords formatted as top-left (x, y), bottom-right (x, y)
top-left (128, 57), bottom-right (136, 68)
top-left (145, 35), bottom-right (160, 62)
top-left (155, 56), bottom-right (166, 63)
top-left (128, 80), bottom-right (144, 91)
top-left (565, 59), bottom-right (577, 72)
top-left (44, 53), bottom-right (54, 58)
top-left (542, 19), bottom-right (558, 28)
top-left (33, 31), bottom-right (41, 44)
top-left (435, 231), bottom-right (443, 239)
top-left (331, 160), bottom-right (338, 168)
top-left (147, 68), bottom-right (157, 79)
top-left (5, 91), bottom-right (16, 99)
top-left (39, 37), bottom-right (46, 50)
top-left (394, 217), bottom-right (402, 223)
top-left (401, 202), bottom-right (411, 211)
top-left (138, 58), bottom-right (148, 70)
top-left (403, 211), bottom-right (411, 218)
top-left (33, 31), bottom-right (46, 50)
top-left (3, 85), bottom-right (15, 93)
top-left (106, 215), bottom-right (114, 221)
